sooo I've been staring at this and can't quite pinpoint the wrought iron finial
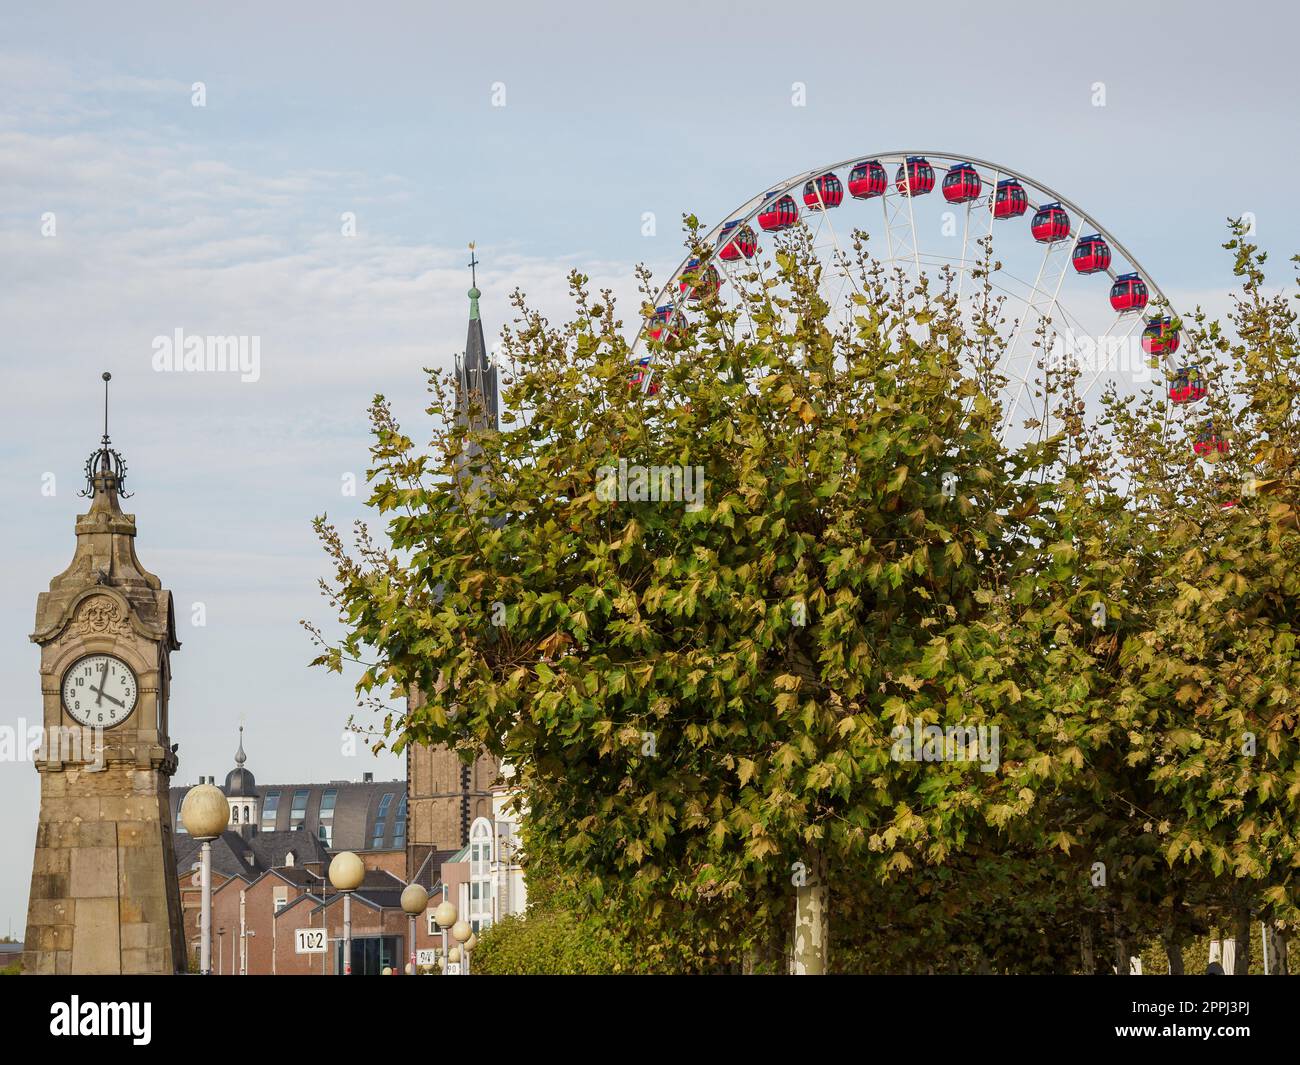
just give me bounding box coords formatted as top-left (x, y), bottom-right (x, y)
top-left (80, 371), bottom-right (131, 499)
top-left (468, 242), bottom-right (479, 289)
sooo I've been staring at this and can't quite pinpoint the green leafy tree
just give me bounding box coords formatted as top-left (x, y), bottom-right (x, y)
top-left (313, 225), bottom-right (1068, 969)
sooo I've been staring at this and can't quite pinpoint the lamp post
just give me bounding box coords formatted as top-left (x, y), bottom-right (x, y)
top-left (433, 895), bottom-right (458, 975)
top-left (451, 919), bottom-right (472, 976)
top-left (328, 851), bottom-right (365, 975)
top-left (400, 883), bottom-right (429, 976)
top-left (465, 931), bottom-right (478, 976)
top-left (179, 783), bottom-right (229, 975)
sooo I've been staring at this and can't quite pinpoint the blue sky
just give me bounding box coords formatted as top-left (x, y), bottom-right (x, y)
top-left (1, 0), bottom-right (1296, 930)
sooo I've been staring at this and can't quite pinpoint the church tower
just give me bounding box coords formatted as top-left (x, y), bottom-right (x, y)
top-left (406, 249), bottom-right (502, 879)
top-left (24, 374), bottom-right (186, 974)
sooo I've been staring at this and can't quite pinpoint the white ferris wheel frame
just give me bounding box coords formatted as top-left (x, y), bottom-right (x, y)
top-left (634, 150), bottom-right (1188, 441)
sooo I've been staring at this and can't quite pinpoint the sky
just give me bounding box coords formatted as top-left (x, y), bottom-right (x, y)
top-left (0, 0), bottom-right (1296, 932)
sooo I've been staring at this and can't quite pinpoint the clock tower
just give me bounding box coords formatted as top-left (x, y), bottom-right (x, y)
top-left (23, 374), bottom-right (186, 975)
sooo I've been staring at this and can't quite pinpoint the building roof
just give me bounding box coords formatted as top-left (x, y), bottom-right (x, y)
top-left (174, 826), bottom-right (331, 882)
top-left (410, 847), bottom-right (462, 891)
top-left (171, 728), bottom-right (407, 853)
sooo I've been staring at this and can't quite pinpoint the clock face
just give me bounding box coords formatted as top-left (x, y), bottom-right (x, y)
top-left (61, 654), bottom-right (138, 728)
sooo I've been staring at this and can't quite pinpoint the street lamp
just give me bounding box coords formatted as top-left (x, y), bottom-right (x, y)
top-left (451, 919), bottom-right (472, 976)
top-left (328, 851), bottom-right (365, 975)
top-left (433, 896), bottom-right (458, 974)
top-left (180, 783), bottom-right (229, 975)
top-left (400, 883), bottom-right (428, 976)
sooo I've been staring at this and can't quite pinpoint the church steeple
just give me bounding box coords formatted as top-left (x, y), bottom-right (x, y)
top-left (455, 243), bottom-right (498, 431)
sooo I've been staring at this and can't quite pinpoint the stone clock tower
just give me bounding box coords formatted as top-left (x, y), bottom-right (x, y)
top-left (23, 374), bottom-right (186, 975)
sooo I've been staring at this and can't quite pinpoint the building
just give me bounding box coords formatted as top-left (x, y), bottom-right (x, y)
top-left (169, 715), bottom-right (526, 972)
top-left (169, 728), bottom-right (408, 968)
top-left (435, 775), bottom-right (528, 935)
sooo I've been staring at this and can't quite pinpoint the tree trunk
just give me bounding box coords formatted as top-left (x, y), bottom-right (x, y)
top-left (1233, 905), bottom-right (1251, 975)
top-left (1165, 936), bottom-right (1185, 975)
top-left (1080, 920), bottom-right (1096, 975)
top-left (789, 853), bottom-right (828, 975)
top-left (1265, 922), bottom-right (1289, 975)
top-left (1163, 907), bottom-right (1185, 975)
top-left (1113, 912), bottom-right (1130, 975)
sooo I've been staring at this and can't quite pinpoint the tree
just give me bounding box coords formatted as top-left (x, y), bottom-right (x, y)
top-left (313, 224), bottom-right (1067, 970)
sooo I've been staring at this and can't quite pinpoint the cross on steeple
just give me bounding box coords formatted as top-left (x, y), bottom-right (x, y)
top-left (468, 242), bottom-right (479, 289)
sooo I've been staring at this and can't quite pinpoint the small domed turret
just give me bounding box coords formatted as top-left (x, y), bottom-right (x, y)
top-left (224, 725), bottom-right (256, 796)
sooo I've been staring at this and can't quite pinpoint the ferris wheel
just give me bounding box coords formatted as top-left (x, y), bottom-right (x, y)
top-left (633, 151), bottom-right (1226, 462)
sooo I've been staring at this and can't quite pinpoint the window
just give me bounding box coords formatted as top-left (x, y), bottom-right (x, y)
top-left (261, 791), bottom-right (280, 831)
top-left (319, 789), bottom-right (337, 847)
top-left (393, 795), bottom-right (407, 849)
top-left (337, 935), bottom-right (400, 977)
top-left (371, 793), bottom-right (392, 848)
top-left (290, 790), bottom-right (309, 829)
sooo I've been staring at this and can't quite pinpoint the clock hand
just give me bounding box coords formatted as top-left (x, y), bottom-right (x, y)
top-left (95, 661), bottom-right (108, 705)
top-left (90, 685), bottom-right (126, 709)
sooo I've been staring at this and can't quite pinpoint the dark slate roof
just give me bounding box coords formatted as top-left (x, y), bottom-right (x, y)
top-left (170, 777), bottom-right (407, 853)
top-left (224, 765), bottom-right (256, 796)
top-left (174, 831), bottom-right (256, 881)
top-left (173, 827), bottom-right (330, 882)
top-left (410, 847), bottom-right (461, 891)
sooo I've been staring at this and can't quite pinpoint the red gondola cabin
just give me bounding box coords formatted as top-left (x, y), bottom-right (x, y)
top-left (1141, 316), bottom-right (1180, 357)
top-left (803, 172), bottom-right (844, 210)
top-left (679, 259), bottom-right (721, 302)
top-left (718, 220), bottom-right (758, 261)
top-left (757, 192), bottom-right (799, 232)
top-left (629, 356), bottom-right (660, 396)
top-left (1072, 234), bottom-right (1111, 274)
top-left (1110, 272), bottom-right (1149, 313)
top-left (647, 304), bottom-right (683, 344)
top-left (941, 162), bottom-right (982, 204)
top-left (993, 179), bottom-right (1028, 219)
top-left (1168, 365), bottom-right (1207, 405)
top-left (1193, 421), bottom-right (1229, 460)
top-left (895, 156), bottom-right (935, 196)
top-left (1031, 202), bottom-right (1070, 243)
top-left (848, 159), bottom-right (887, 199)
